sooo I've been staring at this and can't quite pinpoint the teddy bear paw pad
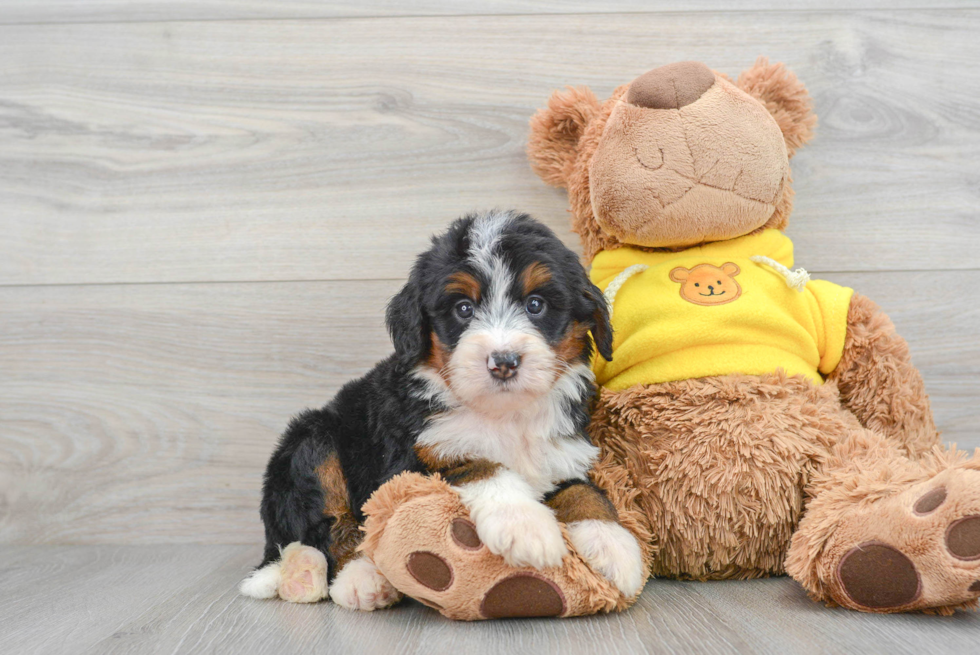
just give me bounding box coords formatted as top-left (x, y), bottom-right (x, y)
top-left (912, 486), bottom-right (947, 515)
top-left (838, 542), bottom-right (920, 609)
top-left (451, 518), bottom-right (482, 550)
top-left (406, 551), bottom-right (454, 591)
top-left (829, 468), bottom-right (980, 611)
top-left (480, 574), bottom-right (567, 619)
top-left (946, 516), bottom-right (980, 560)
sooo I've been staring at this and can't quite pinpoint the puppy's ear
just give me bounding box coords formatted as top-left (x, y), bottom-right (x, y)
top-left (386, 271), bottom-right (431, 367)
top-left (528, 86), bottom-right (601, 188)
top-left (736, 57), bottom-right (816, 157)
top-left (582, 283), bottom-right (614, 362)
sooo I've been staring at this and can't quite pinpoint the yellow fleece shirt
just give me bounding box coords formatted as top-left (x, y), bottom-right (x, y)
top-left (590, 229), bottom-right (854, 391)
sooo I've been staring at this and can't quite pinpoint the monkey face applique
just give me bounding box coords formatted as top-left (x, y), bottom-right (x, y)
top-left (669, 263), bottom-right (742, 306)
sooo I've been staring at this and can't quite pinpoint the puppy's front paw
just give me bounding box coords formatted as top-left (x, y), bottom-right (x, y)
top-left (474, 501), bottom-right (568, 569)
top-left (329, 557), bottom-right (401, 611)
top-left (278, 542), bottom-right (329, 603)
top-left (568, 520), bottom-right (646, 597)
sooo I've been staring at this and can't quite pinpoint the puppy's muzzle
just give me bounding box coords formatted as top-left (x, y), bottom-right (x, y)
top-left (488, 352), bottom-right (522, 380)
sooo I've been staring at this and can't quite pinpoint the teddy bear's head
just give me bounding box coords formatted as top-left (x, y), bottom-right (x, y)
top-left (528, 59), bottom-right (816, 261)
top-left (669, 262), bottom-right (742, 306)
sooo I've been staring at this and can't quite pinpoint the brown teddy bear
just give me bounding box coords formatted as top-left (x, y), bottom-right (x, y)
top-left (360, 58), bottom-right (980, 618)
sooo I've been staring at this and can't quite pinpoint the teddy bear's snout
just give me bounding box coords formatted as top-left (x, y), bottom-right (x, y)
top-left (589, 66), bottom-right (792, 249)
top-left (627, 61), bottom-right (716, 110)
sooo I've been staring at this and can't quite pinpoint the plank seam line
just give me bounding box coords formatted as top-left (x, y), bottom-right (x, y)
top-left (0, 6), bottom-right (975, 28)
top-left (0, 268), bottom-right (977, 290)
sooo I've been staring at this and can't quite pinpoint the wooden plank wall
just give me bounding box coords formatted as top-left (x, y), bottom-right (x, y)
top-left (1, 2), bottom-right (978, 545)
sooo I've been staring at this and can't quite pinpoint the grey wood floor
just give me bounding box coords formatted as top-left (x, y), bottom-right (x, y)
top-left (5, 545), bottom-right (980, 655)
top-left (2, 1), bottom-right (980, 653)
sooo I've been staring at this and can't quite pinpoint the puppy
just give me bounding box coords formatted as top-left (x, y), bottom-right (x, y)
top-left (239, 210), bottom-right (646, 610)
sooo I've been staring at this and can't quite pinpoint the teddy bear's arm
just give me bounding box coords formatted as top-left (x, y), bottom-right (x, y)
top-left (826, 293), bottom-right (939, 458)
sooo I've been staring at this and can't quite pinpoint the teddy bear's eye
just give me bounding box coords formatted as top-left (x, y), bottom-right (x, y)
top-left (717, 280), bottom-right (722, 285)
top-left (694, 283), bottom-right (700, 287)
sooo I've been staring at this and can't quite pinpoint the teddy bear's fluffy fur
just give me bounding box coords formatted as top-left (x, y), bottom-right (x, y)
top-left (360, 58), bottom-right (980, 618)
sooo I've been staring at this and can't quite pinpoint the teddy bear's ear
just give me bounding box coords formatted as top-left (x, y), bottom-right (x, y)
top-left (527, 86), bottom-right (601, 187)
top-left (669, 267), bottom-right (690, 282)
top-left (721, 262), bottom-right (740, 277)
top-left (736, 57), bottom-right (816, 157)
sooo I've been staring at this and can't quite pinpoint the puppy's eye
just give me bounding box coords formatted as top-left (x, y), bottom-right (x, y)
top-left (455, 300), bottom-right (474, 320)
top-left (525, 295), bottom-right (546, 316)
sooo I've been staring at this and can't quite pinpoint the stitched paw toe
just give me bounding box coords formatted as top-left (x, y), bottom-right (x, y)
top-left (406, 551), bottom-right (453, 591)
top-left (838, 542), bottom-right (920, 609)
top-left (480, 574), bottom-right (566, 618)
top-left (913, 487), bottom-right (947, 515)
top-left (946, 516), bottom-right (980, 561)
top-left (451, 518), bottom-right (482, 550)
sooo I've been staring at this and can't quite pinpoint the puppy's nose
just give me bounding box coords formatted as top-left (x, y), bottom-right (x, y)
top-left (627, 61), bottom-right (715, 110)
top-left (488, 352), bottom-right (521, 380)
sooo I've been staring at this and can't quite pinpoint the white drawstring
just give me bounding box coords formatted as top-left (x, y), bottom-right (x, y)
top-left (603, 264), bottom-right (648, 316)
top-left (750, 255), bottom-right (810, 292)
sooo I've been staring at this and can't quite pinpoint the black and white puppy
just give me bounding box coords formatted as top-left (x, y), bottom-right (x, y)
top-left (239, 210), bottom-right (645, 610)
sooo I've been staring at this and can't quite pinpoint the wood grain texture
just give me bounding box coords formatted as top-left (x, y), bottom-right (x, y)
top-left (1, 545), bottom-right (978, 655)
top-left (0, 545), bottom-right (256, 654)
top-left (1, 271), bottom-right (976, 545)
top-left (0, 1), bottom-right (974, 25)
top-left (2, 10), bottom-right (980, 285)
top-left (2, 3), bottom-right (979, 650)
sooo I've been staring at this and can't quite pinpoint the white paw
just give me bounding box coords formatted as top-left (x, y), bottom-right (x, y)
top-left (474, 501), bottom-right (568, 569)
top-left (239, 562), bottom-right (282, 599)
top-left (568, 520), bottom-right (646, 597)
top-left (277, 542), bottom-right (329, 603)
top-left (329, 557), bottom-right (401, 611)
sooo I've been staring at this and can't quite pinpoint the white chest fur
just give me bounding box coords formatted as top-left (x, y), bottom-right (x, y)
top-left (414, 370), bottom-right (599, 496)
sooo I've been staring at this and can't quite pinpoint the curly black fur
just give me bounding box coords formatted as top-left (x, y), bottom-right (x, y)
top-left (253, 210), bottom-right (612, 579)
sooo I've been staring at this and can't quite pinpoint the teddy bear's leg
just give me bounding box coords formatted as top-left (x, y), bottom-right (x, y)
top-left (828, 293), bottom-right (939, 459)
top-left (787, 426), bottom-right (980, 614)
top-left (359, 472), bottom-right (634, 620)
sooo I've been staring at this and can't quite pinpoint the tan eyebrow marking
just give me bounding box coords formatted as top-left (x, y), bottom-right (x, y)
top-left (445, 271), bottom-right (481, 302)
top-left (521, 261), bottom-right (552, 295)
